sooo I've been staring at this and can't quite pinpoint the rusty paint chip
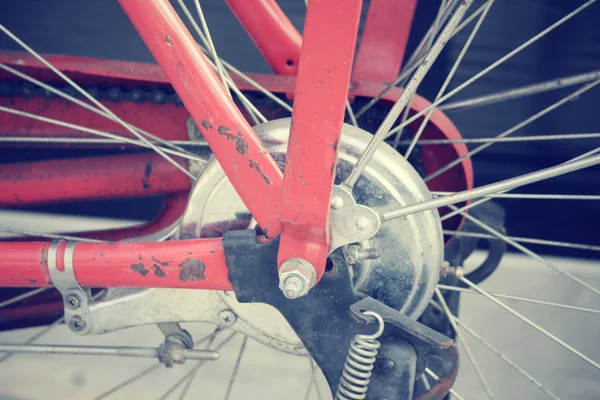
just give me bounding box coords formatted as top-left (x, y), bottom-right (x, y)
top-left (249, 160), bottom-right (271, 185)
top-left (218, 126), bottom-right (248, 155)
top-left (153, 265), bottom-right (167, 279)
top-left (201, 120), bottom-right (213, 130)
top-left (165, 34), bottom-right (174, 46)
top-left (178, 258), bottom-right (206, 282)
top-left (130, 263), bottom-right (149, 277)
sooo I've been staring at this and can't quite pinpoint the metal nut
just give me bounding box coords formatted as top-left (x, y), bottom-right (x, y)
top-left (278, 258), bottom-right (317, 299)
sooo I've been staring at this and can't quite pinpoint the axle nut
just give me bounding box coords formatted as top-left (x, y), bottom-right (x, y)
top-left (278, 258), bottom-right (317, 299)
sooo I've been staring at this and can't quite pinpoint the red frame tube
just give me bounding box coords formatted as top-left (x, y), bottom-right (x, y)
top-left (0, 239), bottom-right (232, 290)
top-left (119, 0), bottom-right (284, 237)
top-left (352, 0), bottom-right (418, 82)
top-left (277, 0), bottom-right (362, 279)
top-left (226, 0), bottom-right (302, 75)
top-left (0, 153), bottom-right (190, 207)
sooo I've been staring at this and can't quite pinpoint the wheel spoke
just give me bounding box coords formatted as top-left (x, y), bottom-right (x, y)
top-left (0, 62), bottom-right (197, 158)
top-left (0, 227), bottom-right (102, 242)
top-left (0, 105), bottom-right (206, 164)
top-left (433, 191), bottom-right (600, 200)
top-left (0, 25), bottom-right (196, 180)
top-left (430, 301), bottom-right (562, 400)
top-left (303, 358), bottom-right (323, 400)
top-left (384, 0), bottom-right (597, 140)
top-left (401, 0), bottom-right (455, 78)
top-left (93, 328), bottom-right (226, 400)
top-left (441, 69), bottom-right (600, 112)
top-left (346, 100), bottom-right (358, 127)
top-left (177, 0), bottom-right (269, 124)
top-left (156, 329), bottom-right (236, 400)
top-left (0, 136), bottom-right (209, 147)
top-left (405, 0), bottom-right (495, 159)
top-left (224, 335), bottom-right (248, 400)
top-left (0, 288), bottom-right (48, 310)
top-left (179, 0), bottom-right (292, 112)
top-left (449, 204), bottom-right (600, 296)
top-left (460, 277), bottom-right (600, 370)
top-left (354, 0), bottom-right (496, 119)
top-left (0, 344), bottom-right (218, 359)
top-left (193, 0), bottom-right (228, 91)
top-left (435, 289), bottom-right (494, 399)
top-left (381, 148), bottom-right (600, 221)
top-left (397, 132), bottom-right (600, 145)
top-left (437, 285), bottom-right (600, 315)
top-left (443, 230), bottom-right (600, 252)
top-left (424, 79), bottom-right (600, 182)
top-left (343, 0), bottom-right (474, 189)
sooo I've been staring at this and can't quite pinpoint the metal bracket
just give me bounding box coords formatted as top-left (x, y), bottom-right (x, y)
top-left (329, 185), bottom-right (381, 253)
top-left (48, 240), bottom-right (93, 335)
top-left (223, 230), bottom-right (459, 399)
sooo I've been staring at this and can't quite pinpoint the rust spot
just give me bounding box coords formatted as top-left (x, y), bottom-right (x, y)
top-left (40, 243), bottom-right (49, 268)
top-left (249, 160), bottom-right (271, 185)
top-left (29, 279), bottom-right (37, 284)
top-left (151, 257), bottom-right (170, 267)
top-left (332, 138), bottom-right (340, 152)
top-left (142, 161), bottom-right (152, 189)
top-left (153, 265), bottom-right (167, 278)
top-left (218, 126), bottom-right (248, 155)
top-left (201, 120), bottom-right (213, 130)
top-left (138, 254), bottom-right (143, 261)
top-left (165, 34), bottom-right (174, 46)
top-left (178, 258), bottom-right (206, 282)
top-left (130, 263), bottom-right (149, 277)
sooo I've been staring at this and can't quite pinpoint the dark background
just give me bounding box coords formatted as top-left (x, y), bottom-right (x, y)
top-left (1, 0), bottom-right (599, 259)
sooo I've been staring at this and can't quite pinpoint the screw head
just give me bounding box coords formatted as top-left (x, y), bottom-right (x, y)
top-left (330, 196), bottom-right (344, 210)
top-left (69, 315), bottom-right (86, 332)
top-left (65, 294), bottom-right (81, 310)
top-left (355, 216), bottom-right (370, 230)
top-left (218, 309), bottom-right (237, 327)
top-left (376, 358), bottom-right (396, 374)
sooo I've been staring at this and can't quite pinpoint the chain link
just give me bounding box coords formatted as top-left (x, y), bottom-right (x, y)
top-left (0, 80), bottom-right (184, 107)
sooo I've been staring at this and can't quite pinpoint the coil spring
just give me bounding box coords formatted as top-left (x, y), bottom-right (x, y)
top-left (335, 311), bottom-right (385, 400)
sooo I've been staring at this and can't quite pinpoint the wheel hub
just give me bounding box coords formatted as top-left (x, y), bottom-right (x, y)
top-left (174, 118), bottom-right (443, 354)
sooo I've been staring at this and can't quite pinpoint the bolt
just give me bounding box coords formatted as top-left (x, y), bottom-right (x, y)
top-left (346, 244), bottom-right (381, 264)
top-left (376, 358), bottom-right (396, 374)
top-left (218, 309), bottom-right (237, 327)
top-left (69, 315), bottom-right (86, 332)
top-left (281, 276), bottom-right (305, 299)
top-left (439, 261), bottom-right (464, 280)
top-left (355, 216), bottom-right (370, 230)
top-left (65, 294), bottom-right (81, 310)
top-left (278, 258), bottom-right (317, 299)
top-left (330, 196), bottom-right (344, 210)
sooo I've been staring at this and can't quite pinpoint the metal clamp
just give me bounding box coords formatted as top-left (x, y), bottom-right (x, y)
top-left (48, 240), bottom-right (93, 335)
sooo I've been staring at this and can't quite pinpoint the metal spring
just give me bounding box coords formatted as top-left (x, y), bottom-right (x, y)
top-left (335, 311), bottom-right (385, 400)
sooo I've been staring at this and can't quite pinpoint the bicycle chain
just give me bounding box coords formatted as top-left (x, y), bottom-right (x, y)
top-left (0, 79), bottom-right (185, 107)
top-left (0, 78), bottom-right (426, 176)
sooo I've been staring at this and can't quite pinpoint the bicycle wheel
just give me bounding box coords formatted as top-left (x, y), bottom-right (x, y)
top-left (0, 0), bottom-right (599, 399)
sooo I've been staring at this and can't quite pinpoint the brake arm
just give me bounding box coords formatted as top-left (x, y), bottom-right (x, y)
top-left (223, 230), bottom-right (459, 400)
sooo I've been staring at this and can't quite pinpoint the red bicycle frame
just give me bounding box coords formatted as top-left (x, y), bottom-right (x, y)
top-left (0, 0), bottom-right (472, 291)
